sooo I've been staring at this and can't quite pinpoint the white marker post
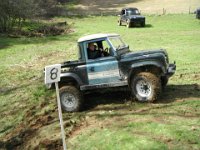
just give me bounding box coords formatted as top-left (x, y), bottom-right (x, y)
top-left (45, 64), bottom-right (67, 150)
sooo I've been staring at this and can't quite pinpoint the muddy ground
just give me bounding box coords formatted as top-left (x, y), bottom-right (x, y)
top-left (0, 82), bottom-right (199, 149)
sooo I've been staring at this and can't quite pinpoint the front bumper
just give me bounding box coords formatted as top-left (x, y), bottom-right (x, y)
top-left (130, 18), bottom-right (145, 24)
top-left (166, 62), bottom-right (176, 77)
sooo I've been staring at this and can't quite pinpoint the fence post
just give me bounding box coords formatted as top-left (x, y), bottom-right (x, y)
top-left (163, 8), bottom-right (166, 15)
top-left (189, 6), bottom-right (191, 14)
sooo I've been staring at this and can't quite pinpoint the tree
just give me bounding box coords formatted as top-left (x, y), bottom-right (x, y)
top-left (0, 0), bottom-right (28, 32)
top-left (0, 0), bottom-right (57, 33)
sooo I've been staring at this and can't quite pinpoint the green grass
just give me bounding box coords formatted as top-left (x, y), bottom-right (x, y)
top-left (0, 14), bottom-right (200, 149)
top-left (69, 100), bottom-right (200, 150)
top-left (70, 128), bottom-right (168, 150)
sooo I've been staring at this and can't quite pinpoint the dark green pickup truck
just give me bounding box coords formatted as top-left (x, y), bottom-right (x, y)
top-left (118, 7), bottom-right (145, 28)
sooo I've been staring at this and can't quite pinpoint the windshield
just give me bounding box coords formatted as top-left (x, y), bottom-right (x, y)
top-left (127, 9), bottom-right (140, 15)
top-left (108, 36), bottom-right (127, 50)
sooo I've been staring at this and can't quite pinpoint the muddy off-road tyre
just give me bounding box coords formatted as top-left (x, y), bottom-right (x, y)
top-left (59, 86), bottom-right (83, 112)
top-left (131, 72), bottom-right (161, 102)
top-left (161, 76), bottom-right (169, 88)
top-left (141, 22), bottom-right (145, 27)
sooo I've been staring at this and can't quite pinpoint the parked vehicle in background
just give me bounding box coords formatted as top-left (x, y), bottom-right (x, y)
top-left (118, 8), bottom-right (145, 28)
top-left (196, 8), bottom-right (200, 19)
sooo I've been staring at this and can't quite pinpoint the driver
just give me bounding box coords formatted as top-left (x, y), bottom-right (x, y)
top-left (87, 42), bottom-right (104, 59)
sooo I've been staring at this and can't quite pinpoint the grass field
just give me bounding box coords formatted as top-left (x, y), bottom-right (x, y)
top-left (0, 14), bottom-right (200, 149)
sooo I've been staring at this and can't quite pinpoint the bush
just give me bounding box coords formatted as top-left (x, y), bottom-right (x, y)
top-left (0, 0), bottom-right (57, 33)
top-left (8, 21), bottom-right (73, 37)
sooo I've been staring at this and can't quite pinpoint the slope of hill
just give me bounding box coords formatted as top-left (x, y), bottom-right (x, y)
top-left (71, 0), bottom-right (199, 15)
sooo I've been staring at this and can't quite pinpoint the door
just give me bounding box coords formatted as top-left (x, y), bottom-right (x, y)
top-left (87, 56), bottom-right (121, 85)
top-left (121, 9), bottom-right (126, 23)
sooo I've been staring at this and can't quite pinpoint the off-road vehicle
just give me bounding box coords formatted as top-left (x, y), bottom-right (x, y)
top-left (46, 33), bottom-right (176, 112)
top-left (196, 8), bottom-right (200, 19)
top-left (118, 8), bottom-right (145, 28)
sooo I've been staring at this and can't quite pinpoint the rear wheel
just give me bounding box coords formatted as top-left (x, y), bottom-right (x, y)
top-left (60, 86), bottom-right (83, 112)
top-left (141, 22), bottom-right (145, 27)
top-left (131, 72), bottom-right (161, 102)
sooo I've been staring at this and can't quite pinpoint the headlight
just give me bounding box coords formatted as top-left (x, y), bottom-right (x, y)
top-left (61, 67), bottom-right (69, 73)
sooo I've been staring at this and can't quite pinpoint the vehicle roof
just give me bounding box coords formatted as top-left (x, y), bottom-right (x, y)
top-left (122, 7), bottom-right (138, 10)
top-left (78, 33), bottom-right (119, 42)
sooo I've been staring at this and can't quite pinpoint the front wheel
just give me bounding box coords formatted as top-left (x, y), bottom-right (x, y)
top-left (131, 72), bottom-right (161, 102)
top-left (118, 20), bottom-right (122, 26)
top-left (126, 20), bottom-right (131, 28)
top-left (141, 22), bottom-right (145, 27)
top-left (60, 86), bottom-right (83, 112)
top-left (161, 76), bottom-right (169, 88)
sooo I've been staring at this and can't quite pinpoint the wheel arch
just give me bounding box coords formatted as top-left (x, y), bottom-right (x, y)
top-left (60, 73), bottom-right (83, 89)
top-left (128, 62), bottom-right (165, 87)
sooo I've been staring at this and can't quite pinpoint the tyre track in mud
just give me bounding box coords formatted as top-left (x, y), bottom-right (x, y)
top-left (1, 83), bottom-right (199, 149)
